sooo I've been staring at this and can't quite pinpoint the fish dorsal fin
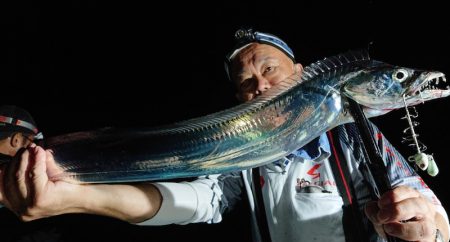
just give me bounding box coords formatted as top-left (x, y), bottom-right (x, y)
top-left (301, 50), bottom-right (371, 82)
top-left (161, 75), bottom-right (300, 135)
top-left (155, 50), bottom-right (370, 135)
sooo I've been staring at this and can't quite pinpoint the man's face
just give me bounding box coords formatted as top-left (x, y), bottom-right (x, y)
top-left (230, 43), bottom-right (301, 102)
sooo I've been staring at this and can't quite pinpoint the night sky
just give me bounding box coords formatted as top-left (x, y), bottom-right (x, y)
top-left (1, 1), bottom-right (449, 241)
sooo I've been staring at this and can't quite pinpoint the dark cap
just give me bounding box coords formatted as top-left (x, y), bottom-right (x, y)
top-left (224, 28), bottom-right (295, 81)
top-left (0, 105), bottom-right (43, 140)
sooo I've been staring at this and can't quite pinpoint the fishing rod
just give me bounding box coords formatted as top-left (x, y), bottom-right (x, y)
top-left (348, 98), bottom-right (406, 242)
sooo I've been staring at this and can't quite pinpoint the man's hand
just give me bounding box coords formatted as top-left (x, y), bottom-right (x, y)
top-left (0, 146), bottom-right (162, 223)
top-left (365, 185), bottom-right (445, 241)
top-left (0, 146), bottom-right (81, 221)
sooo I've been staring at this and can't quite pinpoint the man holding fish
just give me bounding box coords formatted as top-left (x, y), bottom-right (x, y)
top-left (1, 29), bottom-right (448, 242)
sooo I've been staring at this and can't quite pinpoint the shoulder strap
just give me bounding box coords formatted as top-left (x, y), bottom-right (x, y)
top-left (252, 167), bottom-right (272, 242)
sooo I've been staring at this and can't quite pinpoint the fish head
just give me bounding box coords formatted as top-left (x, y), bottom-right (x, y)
top-left (342, 61), bottom-right (449, 116)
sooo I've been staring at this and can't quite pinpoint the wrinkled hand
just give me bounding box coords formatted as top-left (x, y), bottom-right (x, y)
top-left (365, 186), bottom-right (438, 241)
top-left (0, 146), bottom-right (80, 221)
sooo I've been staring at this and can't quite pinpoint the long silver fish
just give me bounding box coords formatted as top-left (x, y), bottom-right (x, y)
top-left (45, 51), bottom-right (449, 183)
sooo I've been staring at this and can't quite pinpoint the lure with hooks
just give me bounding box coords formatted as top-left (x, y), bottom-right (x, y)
top-left (401, 95), bottom-right (439, 176)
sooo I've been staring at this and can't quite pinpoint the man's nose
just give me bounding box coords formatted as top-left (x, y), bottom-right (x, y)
top-left (255, 75), bottom-right (271, 95)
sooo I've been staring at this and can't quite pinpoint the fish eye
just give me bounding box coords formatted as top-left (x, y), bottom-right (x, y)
top-left (393, 69), bottom-right (408, 82)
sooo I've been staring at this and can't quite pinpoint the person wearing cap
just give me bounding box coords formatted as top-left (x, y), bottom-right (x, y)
top-left (0, 105), bottom-right (42, 161)
top-left (218, 28), bottom-right (448, 242)
top-left (0, 105), bottom-right (42, 209)
top-left (0, 29), bottom-right (448, 242)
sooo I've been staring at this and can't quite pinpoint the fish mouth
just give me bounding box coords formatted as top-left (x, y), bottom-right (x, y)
top-left (405, 72), bottom-right (449, 99)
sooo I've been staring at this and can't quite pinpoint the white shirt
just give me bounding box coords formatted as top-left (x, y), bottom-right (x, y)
top-left (141, 129), bottom-right (449, 242)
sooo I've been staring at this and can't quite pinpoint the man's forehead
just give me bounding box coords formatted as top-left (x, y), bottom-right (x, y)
top-left (232, 45), bottom-right (285, 69)
top-left (235, 45), bottom-right (283, 67)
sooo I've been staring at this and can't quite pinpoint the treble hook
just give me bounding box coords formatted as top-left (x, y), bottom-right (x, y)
top-left (402, 95), bottom-right (438, 176)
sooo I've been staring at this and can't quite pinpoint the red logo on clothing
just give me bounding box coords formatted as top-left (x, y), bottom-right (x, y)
top-left (307, 164), bottom-right (322, 179)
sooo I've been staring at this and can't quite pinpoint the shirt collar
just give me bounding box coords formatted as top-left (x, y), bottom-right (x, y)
top-left (291, 133), bottom-right (331, 162)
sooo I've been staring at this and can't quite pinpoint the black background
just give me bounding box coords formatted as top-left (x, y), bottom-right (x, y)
top-left (1, 1), bottom-right (449, 241)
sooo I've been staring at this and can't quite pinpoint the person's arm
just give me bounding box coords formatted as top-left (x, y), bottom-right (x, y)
top-left (0, 146), bottom-right (163, 222)
top-left (75, 183), bottom-right (163, 223)
top-left (0, 146), bottom-right (233, 225)
top-left (364, 124), bottom-right (449, 241)
top-left (138, 171), bottom-right (244, 225)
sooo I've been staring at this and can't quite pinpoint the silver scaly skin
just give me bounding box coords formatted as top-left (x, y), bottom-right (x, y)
top-left (45, 51), bottom-right (449, 183)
